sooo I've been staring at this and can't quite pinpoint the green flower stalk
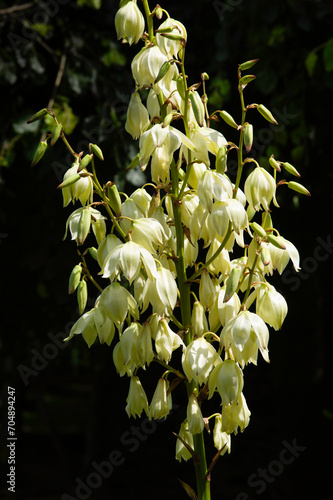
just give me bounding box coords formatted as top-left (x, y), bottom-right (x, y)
top-left (28, 1), bottom-right (310, 498)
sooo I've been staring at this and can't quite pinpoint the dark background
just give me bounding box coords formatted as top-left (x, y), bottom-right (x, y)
top-left (1, 0), bottom-right (332, 499)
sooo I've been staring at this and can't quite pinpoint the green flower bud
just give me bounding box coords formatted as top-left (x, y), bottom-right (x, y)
top-left (281, 161), bottom-right (300, 177)
top-left (238, 59), bottom-right (259, 71)
top-left (57, 173), bottom-right (81, 190)
top-left (107, 183), bottom-right (122, 216)
top-left (78, 154), bottom-right (93, 172)
top-left (219, 110), bottom-right (238, 129)
top-left (260, 245), bottom-right (271, 266)
top-left (50, 123), bottom-right (62, 146)
top-left (189, 90), bottom-right (205, 127)
top-left (176, 75), bottom-right (186, 100)
top-left (68, 264), bottom-right (82, 294)
top-left (27, 108), bottom-right (49, 123)
top-left (244, 123), bottom-right (253, 152)
top-left (77, 208), bottom-right (91, 245)
top-left (31, 140), bottom-right (48, 167)
top-left (216, 146), bottom-right (227, 174)
top-left (88, 247), bottom-right (98, 261)
top-left (257, 104), bottom-right (278, 125)
top-left (90, 143), bottom-right (104, 161)
top-left (268, 155), bottom-right (281, 172)
top-left (239, 74), bottom-right (256, 90)
top-left (266, 234), bottom-right (286, 250)
top-left (250, 221), bottom-right (267, 239)
top-left (77, 279), bottom-right (88, 315)
top-left (224, 266), bottom-right (243, 303)
top-left (154, 60), bottom-right (172, 84)
top-left (287, 181), bottom-right (311, 196)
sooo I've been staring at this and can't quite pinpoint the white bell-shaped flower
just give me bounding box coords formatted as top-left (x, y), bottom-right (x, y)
top-left (256, 284), bottom-right (288, 330)
top-left (182, 337), bottom-right (220, 385)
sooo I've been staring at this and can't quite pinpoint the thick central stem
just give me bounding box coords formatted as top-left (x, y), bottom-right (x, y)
top-left (170, 160), bottom-right (210, 500)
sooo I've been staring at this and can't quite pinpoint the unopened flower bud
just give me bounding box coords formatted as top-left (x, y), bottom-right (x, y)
top-left (68, 264), bottom-right (82, 294)
top-left (287, 181), bottom-right (311, 196)
top-left (216, 146), bottom-right (227, 174)
top-left (107, 183), bottom-right (122, 216)
top-left (224, 265), bottom-right (243, 303)
top-left (27, 107), bottom-right (49, 123)
top-left (50, 123), bottom-right (62, 146)
top-left (90, 143), bottom-right (104, 161)
top-left (281, 161), bottom-right (300, 177)
top-left (77, 207), bottom-right (91, 245)
top-left (189, 90), bottom-right (205, 127)
top-left (77, 279), bottom-right (87, 315)
top-left (208, 359), bottom-right (243, 405)
top-left (243, 123), bottom-right (253, 152)
top-left (257, 104), bottom-right (278, 125)
top-left (238, 59), bottom-right (259, 71)
top-left (268, 155), bottom-right (281, 172)
top-left (31, 140), bottom-right (48, 167)
top-left (219, 110), bottom-right (238, 129)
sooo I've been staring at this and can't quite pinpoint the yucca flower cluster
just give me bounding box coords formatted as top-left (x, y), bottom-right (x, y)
top-left (28, 1), bottom-right (310, 498)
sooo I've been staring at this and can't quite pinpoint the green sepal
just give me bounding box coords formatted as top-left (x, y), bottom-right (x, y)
top-left (239, 59), bottom-right (259, 71)
top-left (57, 173), bottom-right (81, 189)
top-left (160, 32), bottom-right (185, 43)
top-left (257, 104), bottom-right (278, 125)
top-left (50, 123), bottom-right (62, 146)
top-left (219, 110), bottom-right (238, 129)
top-left (31, 140), bottom-right (48, 167)
top-left (260, 246), bottom-right (271, 266)
top-left (90, 143), bottom-right (104, 161)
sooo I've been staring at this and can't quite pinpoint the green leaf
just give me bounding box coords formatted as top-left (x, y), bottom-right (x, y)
top-left (323, 40), bottom-right (333, 72)
top-left (305, 51), bottom-right (318, 77)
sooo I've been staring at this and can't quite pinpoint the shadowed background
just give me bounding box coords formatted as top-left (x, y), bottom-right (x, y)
top-left (0, 0), bottom-right (332, 498)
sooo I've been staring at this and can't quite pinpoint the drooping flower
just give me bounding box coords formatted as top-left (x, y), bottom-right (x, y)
top-left (187, 394), bottom-right (204, 435)
top-left (244, 166), bottom-right (276, 211)
top-left (256, 284), bottom-right (288, 330)
top-left (125, 376), bottom-right (149, 418)
top-left (115, 0), bottom-right (145, 46)
top-left (182, 337), bottom-right (221, 385)
top-left (125, 91), bottom-right (150, 139)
